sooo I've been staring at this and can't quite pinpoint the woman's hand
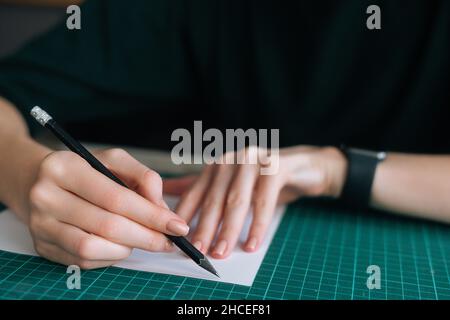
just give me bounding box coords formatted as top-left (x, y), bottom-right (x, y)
top-left (27, 148), bottom-right (189, 269)
top-left (164, 146), bottom-right (347, 259)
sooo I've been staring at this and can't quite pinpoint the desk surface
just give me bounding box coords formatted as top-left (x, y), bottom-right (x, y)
top-left (1, 202), bottom-right (450, 300)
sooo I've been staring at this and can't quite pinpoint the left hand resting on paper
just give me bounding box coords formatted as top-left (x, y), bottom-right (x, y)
top-left (163, 146), bottom-right (347, 259)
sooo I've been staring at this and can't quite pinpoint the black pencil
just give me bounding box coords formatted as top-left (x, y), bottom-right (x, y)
top-left (30, 106), bottom-right (219, 278)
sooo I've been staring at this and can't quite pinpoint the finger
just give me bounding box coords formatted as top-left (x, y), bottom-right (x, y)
top-left (38, 186), bottom-right (173, 252)
top-left (95, 149), bottom-right (167, 208)
top-left (191, 164), bottom-right (235, 254)
top-left (245, 175), bottom-right (282, 252)
top-left (31, 216), bottom-right (133, 260)
top-left (42, 152), bottom-right (189, 236)
top-left (211, 164), bottom-right (259, 259)
top-left (35, 241), bottom-right (121, 269)
top-left (163, 175), bottom-right (197, 196)
top-left (175, 166), bottom-right (214, 224)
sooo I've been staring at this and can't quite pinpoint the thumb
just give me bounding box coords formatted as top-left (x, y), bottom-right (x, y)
top-left (95, 148), bottom-right (166, 207)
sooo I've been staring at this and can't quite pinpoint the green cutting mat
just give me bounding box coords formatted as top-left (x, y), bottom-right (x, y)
top-left (1, 201), bottom-right (450, 300)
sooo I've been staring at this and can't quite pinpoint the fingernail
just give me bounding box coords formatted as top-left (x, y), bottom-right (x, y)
top-left (167, 219), bottom-right (189, 236)
top-left (246, 237), bottom-right (258, 251)
top-left (193, 241), bottom-right (202, 251)
top-left (213, 240), bottom-right (227, 256)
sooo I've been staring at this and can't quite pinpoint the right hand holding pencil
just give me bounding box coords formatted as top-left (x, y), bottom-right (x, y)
top-left (27, 148), bottom-right (189, 269)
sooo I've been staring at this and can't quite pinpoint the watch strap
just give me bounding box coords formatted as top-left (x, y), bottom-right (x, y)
top-left (340, 147), bottom-right (385, 209)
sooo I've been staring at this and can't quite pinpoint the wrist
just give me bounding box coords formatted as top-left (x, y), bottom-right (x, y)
top-left (321, 147), bottom-right (348, 198)
top-left (338, 147), bottom-right (387, 208)
top-left (0, 135), bottom-right (52, 222)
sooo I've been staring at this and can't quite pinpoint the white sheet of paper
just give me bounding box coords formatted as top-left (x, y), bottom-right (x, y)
top-left (0, 196), bottom-right (284, 286)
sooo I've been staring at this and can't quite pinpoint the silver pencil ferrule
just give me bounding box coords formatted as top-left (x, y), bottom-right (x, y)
top-left (30, 106), bottom-right (53, 126)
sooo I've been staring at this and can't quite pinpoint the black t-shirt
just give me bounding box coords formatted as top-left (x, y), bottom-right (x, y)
top-left (0, 0), bottom-right (448, 153)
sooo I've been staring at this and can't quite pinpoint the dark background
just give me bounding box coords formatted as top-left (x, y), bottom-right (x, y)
top-left (0, 4), bottom-right (64, 58)
top-left (1, 1), bottom-right (449, 154)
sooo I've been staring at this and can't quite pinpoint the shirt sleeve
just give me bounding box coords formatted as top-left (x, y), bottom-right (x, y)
top-left (0, 0), bottom-right (197, 134)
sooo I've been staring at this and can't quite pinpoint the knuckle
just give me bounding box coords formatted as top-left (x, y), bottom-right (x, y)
top-left (33, 240), bottom-right (46, 256)
top-left (143, 207), bottom-right (160, 226)
top-left (75, 236), bottom-right (95, 260)
top-left (28, 185), bottom-right (42, 206)
top-left (145, 234), bottom-right (160, 251)
top-left (202, 196), bottom-right (221, 212)
top-left (252, 197), bottom-right (268, 210)
top-left (226, 192), bottom-right (246, 209)
top-left (104, 148), bottom-right (129, 161)
top-left (40, 152), bottom-right (73, 179)
top-left (106, 192), bottom-right (125, 212)
top-left (28, 183), bottom-right (52, 209)
top-left (98, 217), bottom-right (121, 239)
top-left (142, 169), bottom-right (162, 187)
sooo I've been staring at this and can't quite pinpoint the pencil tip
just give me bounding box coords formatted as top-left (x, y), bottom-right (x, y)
top-left (199, 257), bottom-right (220, 278)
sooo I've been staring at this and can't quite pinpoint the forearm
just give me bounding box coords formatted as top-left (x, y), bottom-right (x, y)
top-left (0, 98), bottom-right (51, 223)
top-left (371, 153), bottom-right (450, 223)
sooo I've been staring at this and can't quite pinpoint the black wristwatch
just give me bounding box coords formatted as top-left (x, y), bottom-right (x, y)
top-left (339, 146), bottom-right (387, 209)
